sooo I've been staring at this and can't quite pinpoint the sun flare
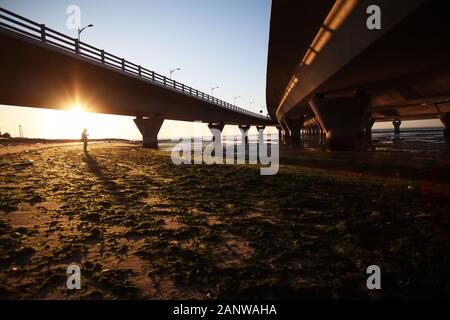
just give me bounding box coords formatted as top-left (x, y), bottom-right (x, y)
top-left (71, 104), bottom-right (86, 114)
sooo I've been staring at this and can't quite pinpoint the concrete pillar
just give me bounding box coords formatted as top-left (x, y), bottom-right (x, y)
top-left (393, 118), bottom-right (401, 134)
top-left (280, 122), bottom-right (290, 141)
top-left (440, 112), bottom-right (450, 137)
top-left (256, 125), bottom-right (265, 144)
top-left (363, 115), bottom-right (375, 137)
top-left (238, 124), bottom-right (251, 144)
top-left (314, 124), bottom-right (321, 135)
top-left (134, 116), bottom-right (164, 148)
top-left (318, 124), bottom-right (325, 137)
top-left (208, 122), bottom-right (225, 142)
top-left (284, 117), bottom-right (305, 141)
top-left (276, 125), bottom-right (282, 142)
top-left (309, 92), bottom-right (370, 148)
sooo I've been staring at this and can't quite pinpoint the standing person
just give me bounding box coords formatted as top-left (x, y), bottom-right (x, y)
top-left (81, 128), bottom-right (89, 153)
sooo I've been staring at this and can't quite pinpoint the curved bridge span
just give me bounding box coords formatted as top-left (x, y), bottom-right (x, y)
top-left (267, 0), bottom-right (450, 145)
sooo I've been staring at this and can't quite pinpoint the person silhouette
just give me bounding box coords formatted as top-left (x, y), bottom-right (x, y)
top-left (81, 128), bottom-right (89, 153)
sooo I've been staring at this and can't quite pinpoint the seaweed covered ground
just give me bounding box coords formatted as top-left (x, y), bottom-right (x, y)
top-left (0, 142), bottom-right (449, 299)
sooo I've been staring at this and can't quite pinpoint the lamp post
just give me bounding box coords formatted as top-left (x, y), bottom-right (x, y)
top-left (233, 96), bottom-right (241, 105)
top-left (210, 86), bottom-right (219, 96)
top-left (170, 68), bottom-right (181, 79)
top-left (77, 24), bottom-right (94, 42)
top-left (249, 101), bottom-right (255, 109)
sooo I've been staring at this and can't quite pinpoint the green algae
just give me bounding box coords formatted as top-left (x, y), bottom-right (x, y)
top-left (0, 142), bottom-right (449, 299)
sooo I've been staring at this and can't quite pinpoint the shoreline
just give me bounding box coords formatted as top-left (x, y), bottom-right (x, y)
top-left (0, 139), bottom-right (138, 156)
top-left (2, 138), bottom-right (450, 193)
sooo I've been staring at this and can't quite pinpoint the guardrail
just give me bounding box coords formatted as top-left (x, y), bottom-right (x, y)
top-left (0, 7), bottom-right (268, 120)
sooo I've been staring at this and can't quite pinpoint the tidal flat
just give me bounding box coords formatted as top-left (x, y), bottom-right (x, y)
top-left (0, 142), bottom-right (449, 299)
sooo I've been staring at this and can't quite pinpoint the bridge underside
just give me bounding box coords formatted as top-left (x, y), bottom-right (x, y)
top-left (267, 0), bottom-right (450, 146)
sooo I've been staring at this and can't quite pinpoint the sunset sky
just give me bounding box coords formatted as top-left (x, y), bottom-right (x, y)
top-left (0, 0), bottom-right (442, 140)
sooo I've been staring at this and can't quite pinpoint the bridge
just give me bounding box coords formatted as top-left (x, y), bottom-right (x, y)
top-left (267, 0), bottom-right (450, 146)
top-left (0, 7), bottom-right (272, 147)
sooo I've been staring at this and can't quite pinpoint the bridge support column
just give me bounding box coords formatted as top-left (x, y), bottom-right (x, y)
top-left (363, 115), bottom-right (375, 138)
top-left (284, 117), bottom-right (305, 141)
top-left (208, 122), bottom-right (225, 142)
top-left (238, 124), bottom-right (251, 144)
top-left (257, 125), bottom-right (265, 144)
top-left (276, 125), bottom-right (283, 142)
top-left (393, 118), bottom-right (402, 134)
top-left (280, 122), bottom-right (290, 141)
top-left (309, 92), bottom-right (370, 149)
top-left (134, 116), bottom-right (164, 148)
top-left (320, 123), bottom-right (326, 138)
top-left (440, 112), bottom-right (450, 137)
top-left (314, 124), bottom-right (322, 136)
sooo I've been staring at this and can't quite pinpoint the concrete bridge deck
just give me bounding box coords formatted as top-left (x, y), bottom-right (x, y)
top-left (267, 0), bottom-right (450, 146)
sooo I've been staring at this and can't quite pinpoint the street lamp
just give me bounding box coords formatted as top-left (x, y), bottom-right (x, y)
top-left (77, 24), bottom-right (94, 41)
top-left (249, 101), bottom-right (255, 108)
top-left (233, 96), bottom-right (241, 105)
top-left (170, 68), bottom-right (181, 79)
top-left (210, 86), bottom-right (219, 96)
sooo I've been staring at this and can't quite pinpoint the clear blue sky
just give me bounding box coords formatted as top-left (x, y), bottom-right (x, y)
top-left (0, 0), bottom-right (272, 139)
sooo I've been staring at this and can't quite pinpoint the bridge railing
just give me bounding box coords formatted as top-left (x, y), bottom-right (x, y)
top-left (0, 7), bottom-right (268, 119)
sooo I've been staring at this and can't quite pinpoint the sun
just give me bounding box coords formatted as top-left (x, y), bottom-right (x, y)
top-left (37, 103), bottom-right (137, 140)
top-left (70, 104), bottom-right (86, 115)
top-left (69, 104), bottom-right (89, 124)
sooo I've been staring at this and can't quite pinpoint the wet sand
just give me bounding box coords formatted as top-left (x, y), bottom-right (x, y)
top-left (0, 141), bottom-right (449, 299)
